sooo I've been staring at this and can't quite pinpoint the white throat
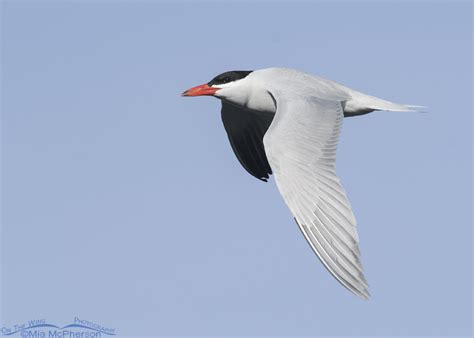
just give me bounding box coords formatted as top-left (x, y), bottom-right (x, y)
top-left (213, 77), bottom-right (276, 114)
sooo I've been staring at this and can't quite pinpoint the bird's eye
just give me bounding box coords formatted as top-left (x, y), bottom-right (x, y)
top-left (222, 77), bottom-right (230, 83)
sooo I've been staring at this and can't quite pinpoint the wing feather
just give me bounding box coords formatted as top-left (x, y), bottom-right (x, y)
top-left (263, 95), bottom-right (370, 299)
top-left (221, 101), bottom-right (274, 181)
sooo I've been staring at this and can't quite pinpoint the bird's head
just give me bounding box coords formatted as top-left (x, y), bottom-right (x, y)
top-left (182, 70), bottom-right (253, 102)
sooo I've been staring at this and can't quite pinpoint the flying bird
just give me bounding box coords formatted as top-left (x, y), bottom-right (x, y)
top-left (182, 67), bottom-right (422, 299)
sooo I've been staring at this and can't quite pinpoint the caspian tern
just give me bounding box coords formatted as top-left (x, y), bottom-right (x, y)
top-left (182, 67), bottom-right (422, 299)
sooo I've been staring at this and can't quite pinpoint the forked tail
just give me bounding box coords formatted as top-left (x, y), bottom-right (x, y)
top-left (343, 92), bottom-right (426, 117)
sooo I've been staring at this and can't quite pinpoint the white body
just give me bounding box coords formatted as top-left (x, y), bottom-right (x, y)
top-left (215, 67), bottom-right (418, 115)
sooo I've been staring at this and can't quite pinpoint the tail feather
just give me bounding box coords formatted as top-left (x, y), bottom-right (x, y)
top-left (344, 92), bottom-right (427, 115)
top-left (403, 105), bottom-right (428, 112)
top-left (370, 101), bottom-right (427, 112)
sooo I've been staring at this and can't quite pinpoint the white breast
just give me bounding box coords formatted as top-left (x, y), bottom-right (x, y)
top-left (246, 86), bottom-right (276, 113)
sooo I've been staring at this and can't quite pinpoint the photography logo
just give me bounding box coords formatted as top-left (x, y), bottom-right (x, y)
top-left (1, 317), bottom-right (116, 337)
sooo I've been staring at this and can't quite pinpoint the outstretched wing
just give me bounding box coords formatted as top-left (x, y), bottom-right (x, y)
top-left (221, 101), bottom-right (274, 181)
top-left (263, 95), bottom-right (369, 299)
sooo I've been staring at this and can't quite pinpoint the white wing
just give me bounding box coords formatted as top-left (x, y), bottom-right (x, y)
top-left (263, 95), bottom-right (370, 299)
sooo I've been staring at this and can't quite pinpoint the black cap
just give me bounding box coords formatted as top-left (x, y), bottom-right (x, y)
top-left (208, 70), bottom-right (253, 86)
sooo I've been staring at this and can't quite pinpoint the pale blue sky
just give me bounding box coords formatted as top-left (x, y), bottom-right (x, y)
top-left (1, 1), bottom-right (472, 337)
